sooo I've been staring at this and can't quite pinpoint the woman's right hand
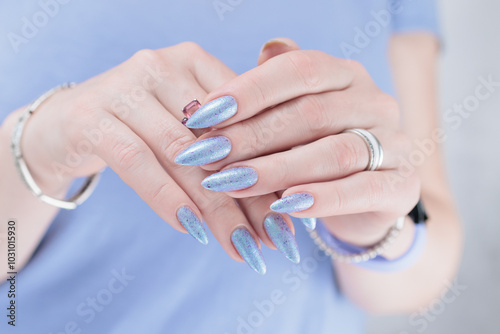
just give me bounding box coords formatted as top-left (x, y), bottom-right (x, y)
top-left (18, 42), bottom-right (289, 274)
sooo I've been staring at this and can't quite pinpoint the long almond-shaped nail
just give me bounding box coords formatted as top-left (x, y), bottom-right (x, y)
top-left (176, 206), bottom-right (208, 245)
top-left (185, 96), bottom-right (237, 129)
top-left (231, 227), bottom-right (266, 275)
top-left (174, 136), bottom-right (231, 166)
top-left (300, 218), bottom-right (317, 230)
top-left (270, 193), bottom-right (314, 213)
top-left (264, 214), bottom-right (300, 263)
top-left (201, 167), bottom-right (257, 192)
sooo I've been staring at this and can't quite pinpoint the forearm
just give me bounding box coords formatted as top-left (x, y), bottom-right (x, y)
top-left (0, 108), bottom-right (69, 282)
top-left (328, 33), bottom-right (463, 314)
top-left (330, 146), bottom-right (463, 314)
top-left (333, 185), bottom-right (462, 314)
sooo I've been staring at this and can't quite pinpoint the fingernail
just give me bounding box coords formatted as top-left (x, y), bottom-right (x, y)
top-left (201, 167), bottom-right (257, 192)
top-left (270, 193), bottom-right (314, 213)
top-left (260, 39), bottom-right (291, 54)
top-left (185, 96), bottom-right (237, 129)
top-left (264, 214), bottom-right (300, 263)
top-left (231, 227), bottom-right (266, 275)
top-left (300, 218), bottom-right (317, 230)
top-left (176, 206), bottom-right (208, 245)
top-left (174, 136), bottom-right (231, 166)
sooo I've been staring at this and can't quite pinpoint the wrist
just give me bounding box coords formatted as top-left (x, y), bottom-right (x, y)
top-left (322, 216), bottom-right (416, 260)
top-left (6, 101), bottom-right (73, 195)
top-left (321, 216), bottom-right (392, 247)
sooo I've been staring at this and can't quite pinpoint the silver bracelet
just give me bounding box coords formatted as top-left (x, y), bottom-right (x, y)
top-left (308, 216), bottom-right (406, 263)
top-left (10, 83), bottom-right (101, 210)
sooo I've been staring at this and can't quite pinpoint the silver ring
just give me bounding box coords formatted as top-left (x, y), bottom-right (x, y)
top-left (343, 129), bottom-right (384, 171)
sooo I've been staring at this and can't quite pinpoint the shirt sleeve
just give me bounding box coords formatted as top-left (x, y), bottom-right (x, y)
top-left (390, 0), bottom-right (441, 38)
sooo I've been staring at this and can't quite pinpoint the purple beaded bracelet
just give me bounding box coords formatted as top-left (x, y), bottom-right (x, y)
top-left (309, 219), bottom-right (427, 272)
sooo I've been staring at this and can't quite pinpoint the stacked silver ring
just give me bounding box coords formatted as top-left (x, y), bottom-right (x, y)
top-left (343, 128), bottom-right (384, 171)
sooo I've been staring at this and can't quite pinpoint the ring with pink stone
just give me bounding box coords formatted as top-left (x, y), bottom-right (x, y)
top-left (181, 99), bottom-right (201, 125)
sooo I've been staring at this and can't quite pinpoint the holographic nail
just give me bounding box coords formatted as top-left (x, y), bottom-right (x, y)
top-left (300, 218), bottom-right (317, 230)
top-left (176, 206), bottom-right (208, 245)
top-left (174, 136), bottom-right (231, 166)
top-left (231, 227), bottom-right (266, 275)
top-left (264, 214), bottom-right (300, 263)
top-left (270, 193), bottom-right (314, 213)
top-left (201, 167), bottom-right (257, 192)
top-left (185, 96), bottom-right (237, 129)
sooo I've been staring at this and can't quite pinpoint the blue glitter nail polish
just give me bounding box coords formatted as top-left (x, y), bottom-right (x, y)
top-left (231, 227), bottom-right (266, 275)
top-left (300, 218), bottom-right (317, 230)
top-left (264, 214), bottom-right (300, 263)
top-left (185, 96), bottom-right (237, 129)
top-left (201, 167), bottom-right (257, 192)
top-left (270, 193), bottom-right (314, 213)
top-left (174, 136), bottom-right (231, 166)
top-left (176, 206), bottom-right (208, 245)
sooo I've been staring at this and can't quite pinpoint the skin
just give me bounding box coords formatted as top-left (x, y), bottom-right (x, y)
top-left (198, 36), bottom-right (462, 312)
top-left (0, 42), bottom-right (295, 280)
top-left (0, 34), bottom-right (463, 314)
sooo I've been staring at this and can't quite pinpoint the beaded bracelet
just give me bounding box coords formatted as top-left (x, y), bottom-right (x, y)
top-left (309, 218), bottom-right (427, 272)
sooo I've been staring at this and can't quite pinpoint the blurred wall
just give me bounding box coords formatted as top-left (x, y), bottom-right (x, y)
top-left (368, 0), bottom-right (500, 333)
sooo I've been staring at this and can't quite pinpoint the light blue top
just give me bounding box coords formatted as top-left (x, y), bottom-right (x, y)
top-left (0, 1), bottom-right (439, 333)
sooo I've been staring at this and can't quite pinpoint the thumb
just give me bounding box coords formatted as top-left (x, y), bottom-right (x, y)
top-left (257, 37), bottom-right (301, 65)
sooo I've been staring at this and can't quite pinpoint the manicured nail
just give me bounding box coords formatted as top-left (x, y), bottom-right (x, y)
top-left (174, 136), bottom-right (231, 166)
top-left (264, 214), bottom-right (300, 263)
top-left (300, 218), bottom-right (317, 230)
top-left (176, 206), bottom-right (208, 245)
top-left (231, 227), bottom-right (266, 275)
top-left (185, 96), bottom-right (237, 129)
top-left (270, 193), bottom-right (314, 213)
top-left (201, 167), bottom-right (257, 192)
top-left (260, 39), bottom-right (293, 55)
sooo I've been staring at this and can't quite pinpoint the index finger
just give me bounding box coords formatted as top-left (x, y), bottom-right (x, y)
top-left (185, 50), bottom-right (356, 129)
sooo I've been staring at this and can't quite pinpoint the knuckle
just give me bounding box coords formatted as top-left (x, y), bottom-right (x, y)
top-left (375, 92), bottom-right (400, 122)
top-left (270, 154), bottom-right (291, 185)
top-left (161, 127), bottom-right (195, 162)
top-left (173, 42), bottom-right (209, 64)
top-left (286, 51), bottom-right (323, 91)
top-left (131, 49), bottom-right (162, 66)
top-left (342, 59), bottom-right (369, 85)
top-left (245, 74), bottom-right (269, 108)
top-left (239, 121), bottom-right (264, 156)
top-left (176, 41), bottom-right (204, 53)
top-left (65, 93), bottom-right (106, 146)
top-left (149, 182), bottom-right (172, 207)
top-left (366, 176), bottom-right (386, 210)
top-left (345, 59), bottom-right (365, 73)
top-left (237, 196), bottom-right (263, 211)
top-left (298, 95), bottom-right (331, 134)
top-left (111, 137), bottom-right (148, 172)
top-left (343, 59), bottom-right (369, 79)
top-left (334, 135), bottom-right (363, 173)
top-left (329, 185), bottom-right (345, 212)
top-left (199, 195), bottom-right (235, 218)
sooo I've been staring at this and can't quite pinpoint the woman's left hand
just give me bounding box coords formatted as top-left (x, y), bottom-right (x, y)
top-left (182, 38), bottom-right (420, 246)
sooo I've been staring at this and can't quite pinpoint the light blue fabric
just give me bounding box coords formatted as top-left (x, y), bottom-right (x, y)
top-left (0, 1), bottom-right (439, 333)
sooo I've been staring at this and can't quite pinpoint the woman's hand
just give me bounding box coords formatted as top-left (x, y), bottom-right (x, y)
top-left (182, 39), bottom-right (420, 247)
top-left (17, 42), bottom-right (299, 274)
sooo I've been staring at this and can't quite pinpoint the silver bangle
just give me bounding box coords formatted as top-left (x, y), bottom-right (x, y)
top-left (10, 83), bottom-right (101, 210)
top-left (308, 216), bottom-right (406, 263)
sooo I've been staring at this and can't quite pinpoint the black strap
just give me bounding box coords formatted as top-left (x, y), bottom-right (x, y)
top-left (408, 200), bottom-right (428, 224)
